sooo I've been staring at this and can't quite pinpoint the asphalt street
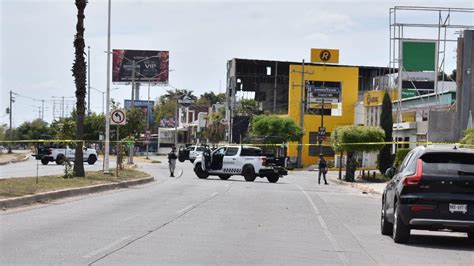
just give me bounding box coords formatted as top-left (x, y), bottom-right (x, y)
top-left (1, 157), bottom-right (473, 265)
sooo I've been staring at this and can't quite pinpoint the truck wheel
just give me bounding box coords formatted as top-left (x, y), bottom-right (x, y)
top-left (41, 158), bottom-right (49, 165)
top-left (178, 155), bottom-right (185, 162)
top-left (87, 155), bottom-right (97, 165)
top-left (393, 201), bottom-right (410, 243)
top-left (381, 198), bottom-right (393, 236)
top-left (242, 165), bottom-right (256, 182)
top-left (194, 163), bottom-right (209, 179)
top-left (56, 154), bottom-right (65, 165)
top-left (219, 174), bottom-right (231, 180)
top-left (266, 174), bottom-right (279, 183)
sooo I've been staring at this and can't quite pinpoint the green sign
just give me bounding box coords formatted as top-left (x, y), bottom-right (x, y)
top-left (402, 41), bottom-right (436, 71)
top-left (402, 90), bottom-right (417, 99)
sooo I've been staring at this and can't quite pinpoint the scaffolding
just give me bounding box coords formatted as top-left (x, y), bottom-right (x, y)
top-left (389, 6), bottom-right (474, 123)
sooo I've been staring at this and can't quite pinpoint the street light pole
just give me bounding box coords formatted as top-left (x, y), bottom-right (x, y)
top-left (104, 0), bottom-right (112, 174)
top-left (87, 45), bottom-right (91, 115)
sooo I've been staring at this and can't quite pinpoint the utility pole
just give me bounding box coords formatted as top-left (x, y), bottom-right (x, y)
top-left (8, 90), bottom-right (14, 153)
top-left (41, 100), bottom-right (45, 120)
top-left (273, 61), bottom-right (278, 113)
top-left (61, 96), bottom-right (65, 118)
top-left (292, 59), bottom-right (313, 168)
top-left (319, 97), bottom-right (325, 155)
top-left (87, 45), bottom-right (91, 115)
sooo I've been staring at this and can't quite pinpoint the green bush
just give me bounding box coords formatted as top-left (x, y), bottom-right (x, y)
top-left (394, 148), bottom-right (411, 168)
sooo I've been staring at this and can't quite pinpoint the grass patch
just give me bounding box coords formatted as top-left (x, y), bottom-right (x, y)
top-left (359, 171), bottom-right (390, 183)
top-left (0, 169), bottom-right (149, 199)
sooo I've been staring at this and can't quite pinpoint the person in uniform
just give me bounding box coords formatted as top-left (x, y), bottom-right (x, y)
top-left (168, 146), bottom-right (178, 177)
top-left (318, 155), bottom-right (328, 185)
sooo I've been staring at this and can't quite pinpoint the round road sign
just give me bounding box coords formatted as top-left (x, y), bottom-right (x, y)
top-left (111, 109), bottom-right (126, 125)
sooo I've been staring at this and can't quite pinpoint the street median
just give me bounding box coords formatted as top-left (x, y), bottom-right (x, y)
top-left (0, 169), bottom-right (154, 209)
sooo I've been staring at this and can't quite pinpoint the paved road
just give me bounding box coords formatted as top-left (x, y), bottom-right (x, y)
top-left (0, 155), bottom-right (104, 179)
top-left (1, 158), bottom-right (473, 265)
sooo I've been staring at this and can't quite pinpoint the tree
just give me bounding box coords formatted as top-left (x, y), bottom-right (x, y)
top-left (122, 108), bottom-right (146, 139)
top-left (0, 124), bottom-right (7, 140)
top-left (16, 119), bottom-right (52, 140)
top-left (196, 92), bottom-right (225, 106)
top-left (203, 112), bottom-right (225, 145)
top-left (460, 129), bottom-right (474, 146)
top-left (236, 99), bottom-right (259, 116)
top-left (378, 93), bottom-right (393, 174)
top-left (50, 118), bottom-right (76, 140)
top-left (331, 126), bottom-right (385, 182)
top-left (250, 115), bottom-right (303, 143)
top-left (449, 69), bottom-right (457, 81)
top-left (83, 113), bottom-right (105, 142)
top-left (71, 0), bottom-right (87, 177)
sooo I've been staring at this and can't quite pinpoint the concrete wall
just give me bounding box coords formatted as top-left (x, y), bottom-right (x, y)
top-left (428, 111), bottom-right (458, 142)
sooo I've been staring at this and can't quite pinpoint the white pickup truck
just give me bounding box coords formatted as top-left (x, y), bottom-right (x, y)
top-left (39, 146), bottom-right (98, 165)
top-left (193, 145), bottom-right (287, 183)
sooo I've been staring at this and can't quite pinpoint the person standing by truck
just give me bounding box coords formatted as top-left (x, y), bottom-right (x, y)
top-left (318, 155), bottom-right (328, 185)
top-left (168, 147), bottom-right (178, 177)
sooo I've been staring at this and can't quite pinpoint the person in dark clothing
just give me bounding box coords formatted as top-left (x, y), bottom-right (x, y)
top-left (168, 147), bottom-right (178, 177)
top-left (318, 155), bottom-right (328, 185)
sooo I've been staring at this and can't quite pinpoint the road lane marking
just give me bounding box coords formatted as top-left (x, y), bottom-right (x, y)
top-left (176, 205), bottom-right (194, 214)
top-left (210, 192), bottom-right (219, 197)
top-left (82, 236), bottom-right (131, 259)
top-left (296, 184), bottom-right (349, 265)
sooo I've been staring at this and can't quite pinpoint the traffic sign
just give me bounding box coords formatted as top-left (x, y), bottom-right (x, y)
top-left (178, 95), bottom-right (194, 107)
top-left (110, 109), bottom-right (127, 125)
top-left (318, 127), bottom-right (326, 134)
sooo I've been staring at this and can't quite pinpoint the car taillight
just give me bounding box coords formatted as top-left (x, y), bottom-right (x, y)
top-left (410, 205), bottom-right (435, 212)
top-left (262, 158), bottom-right (267, 166)
top-left (403, 159), bottom-right (423, 186)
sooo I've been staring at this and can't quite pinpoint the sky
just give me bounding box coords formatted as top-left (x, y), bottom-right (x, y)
top-left (1, 0), bottom-right (473, 127)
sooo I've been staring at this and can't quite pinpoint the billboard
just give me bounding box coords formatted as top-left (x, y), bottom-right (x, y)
top-left (112, 49), bottom-right (169, 83)
top-left (310, 48), bottom-right (339, 64)
top-left (124, 100), bottom-right (155, 126)
top-left (306, 81), bottom-right (341, 107)
top-left (402, 41), bottom-right (436, 71)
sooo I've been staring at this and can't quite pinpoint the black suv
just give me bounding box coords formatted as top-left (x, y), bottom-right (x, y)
top-left (381, 146), bottom-right (474, 243)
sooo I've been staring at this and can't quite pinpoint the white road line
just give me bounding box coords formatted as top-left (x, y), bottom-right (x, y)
top-left (296, 184), bottom-right (349, 265)
top-left (210, 192), bottom-right (219, 197)
top-left (176, 204), bottom-right (194, 214)
top-left (82, 236), bottom-right (131, 259)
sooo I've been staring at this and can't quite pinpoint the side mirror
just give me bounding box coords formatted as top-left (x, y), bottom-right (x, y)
top-left (385, 167), bottom-right (395, 178)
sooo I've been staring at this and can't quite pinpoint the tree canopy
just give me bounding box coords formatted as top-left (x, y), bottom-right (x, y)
top-left (331, 126), bottom-right (385, 153)
top-left (250, 115), bottom-right (303, 143)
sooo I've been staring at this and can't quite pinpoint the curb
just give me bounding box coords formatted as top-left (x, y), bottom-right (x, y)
top-left (0, 154), bottom-right (30, 166)
top-left (329, 176), bottom-right (383, 195)
top-left (0, 176), bottom-right (154, 209)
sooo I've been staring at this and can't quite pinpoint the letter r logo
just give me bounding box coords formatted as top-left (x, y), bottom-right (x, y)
top-left (320, 50), bottom-right (331, 62)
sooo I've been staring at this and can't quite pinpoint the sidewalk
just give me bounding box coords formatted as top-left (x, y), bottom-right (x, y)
top-left (324, 171), bottom-right (386, 194)
top-left (0, 152), bottom-right (30, 165)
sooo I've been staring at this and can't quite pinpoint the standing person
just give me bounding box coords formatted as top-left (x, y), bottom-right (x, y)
top-left (318, 155), bottom-right (328, 185)
top-left (168, 146), bottom-right (178, 177)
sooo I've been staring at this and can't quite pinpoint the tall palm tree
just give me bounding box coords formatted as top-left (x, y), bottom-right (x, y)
top-left (72, 0), bottom-right (87, 177)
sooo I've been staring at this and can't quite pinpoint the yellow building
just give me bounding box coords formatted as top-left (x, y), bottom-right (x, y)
top-left (287, 64), bottom-right (359, 166)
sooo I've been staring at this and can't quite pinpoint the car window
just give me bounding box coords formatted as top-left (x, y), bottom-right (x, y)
top-left (398, 151), bottom-right (414, 172)
top-left (225, 147), bottom-right (239, 156)
top-left (421, 152), bottom-right (474, 177)
top-left (241, 148), bottom-right (262, 156)
top-left (214, 147), bottom-right (226, 155)
top-left (196, 147), bottom-right (206, 152)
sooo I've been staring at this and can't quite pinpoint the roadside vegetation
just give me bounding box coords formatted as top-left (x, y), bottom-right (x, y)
top-left (0, 169), bottom-right (149, 199)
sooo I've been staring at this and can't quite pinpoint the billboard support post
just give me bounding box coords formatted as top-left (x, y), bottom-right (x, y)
top-left (104, 0), bottom-right (111, 174)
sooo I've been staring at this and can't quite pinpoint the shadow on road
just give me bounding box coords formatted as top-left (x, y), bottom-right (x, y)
top-left (406, 233), bottom-right (474, 251)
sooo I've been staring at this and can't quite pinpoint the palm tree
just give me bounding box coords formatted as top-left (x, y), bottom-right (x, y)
top-left (71, 0), bottom-right (87, 177)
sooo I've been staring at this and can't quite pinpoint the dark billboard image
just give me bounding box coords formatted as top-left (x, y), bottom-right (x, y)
top-left (112, 49), bottom-right (169, 83)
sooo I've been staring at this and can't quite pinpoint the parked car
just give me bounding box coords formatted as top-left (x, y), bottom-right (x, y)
top-left (381, 145), bottom-right (474, 243)
top-left (36, 144), bottom-right (98, 165)
top-left (178, 144), bottom-right (208, 163)
top-left (193, 145), bottom-right (287, 183)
